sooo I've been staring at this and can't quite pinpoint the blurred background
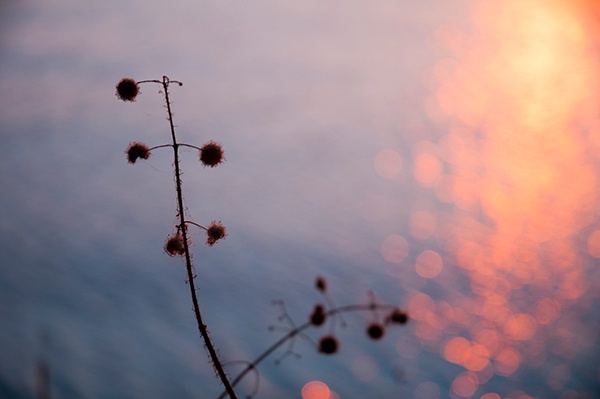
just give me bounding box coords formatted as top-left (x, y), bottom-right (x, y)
top-left (1, 0), bottom-right (599, 398)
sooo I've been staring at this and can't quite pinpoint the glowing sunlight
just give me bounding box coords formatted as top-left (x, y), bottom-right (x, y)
top-left (415, 0), bottom-right (600, 396)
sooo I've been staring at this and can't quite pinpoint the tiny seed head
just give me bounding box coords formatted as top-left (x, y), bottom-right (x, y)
top-left (386, 309), bottom-right (409, 325)
top-left (200, 141), bottom-right (225, 167)
top-left (206, 221), bottom-right (227, 246)
top-left (318, 335), bottom-right (339, 355)
top-left (315, 276), bottom-right (327, 292)
top-left (310, 304), bottom-right (327, 326)
top-left (126, 142), bottom-right (151, 164)
top-left (367, 323), bottom-right (385, 340)
top-left (116, 78), bottom-right (139, 102)
top-left (165, 234), bottom-right (185, 256)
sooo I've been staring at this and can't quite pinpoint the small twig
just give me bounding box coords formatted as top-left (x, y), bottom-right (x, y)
top-left (217, 303), bottom-right (402, 399)
top-left (148, 144), bottom-right (173, 151)
top-left (179, 143), bottom-right (203, 151)
top-left (185, 220), bottom-right (207, 230)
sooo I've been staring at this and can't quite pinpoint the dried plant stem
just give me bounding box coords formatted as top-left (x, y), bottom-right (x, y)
top-left (160, 76), bottom-right (238, 399)
top-left (147, 144), bottom-right (173, 151)
top-left (119, 75), bottom-right (407, 399)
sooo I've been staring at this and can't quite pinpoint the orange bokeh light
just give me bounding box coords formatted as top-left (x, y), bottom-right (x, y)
top-left (451, 371), bottom-right (479, 398)
top-left (415, 250), bottom-right (443, 279)
top-left (301, 381), bottom-right (330, 399)
top-left (443, 336), bottom-right (471, 365)
top-left (462, 343), bottom-right (490, 372)
top-left (480, 394), bottom-right (501, 399)
top-left (494, 347), bottom-right (521, 377)
top-left (425, 0), bottom-right (600, 393)
top-left (473, 328), bottom-right (502, 356)
top-left (503, 314), bottom-right (537, 341)
top-left (535, 298), bottom-right (561, 325)
top-left (406, 291), bottom-right (435, 321)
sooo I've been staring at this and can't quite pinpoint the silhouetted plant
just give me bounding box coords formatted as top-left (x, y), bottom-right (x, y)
top-left (116, 75), bottom-right (236, 398)
top-left (218, 280), bottom-right (409, 398)
top-left (115, 76), bottom-right (409, 399)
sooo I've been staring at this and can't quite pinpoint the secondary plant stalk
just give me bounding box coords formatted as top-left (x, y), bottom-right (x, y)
top-left (216, 303), bottom-right (397, 399)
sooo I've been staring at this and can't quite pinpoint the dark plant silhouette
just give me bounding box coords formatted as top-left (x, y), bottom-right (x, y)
top-left (117, 75), bottom-right (234, 397)
top-left (115, 76), bottom-right (409, 398)
top-left (216, 280), bottom-right (409, 398)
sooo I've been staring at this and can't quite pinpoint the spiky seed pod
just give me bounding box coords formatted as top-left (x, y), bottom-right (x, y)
top-left (310, 304), bottom-right (327, 326)
top-left (199, 141), bottom-right (224, 167)
top-left (206, 221), bottom-right (227, 246)
top-left (367, 323), bottom-right (385, 340)
top-left (315, 276), bottom-right (327, 292)
top-left (126, 142), bottom-right (151, 164)
top-left (318, 335), bottom-right (339, 355)
top-left (116, 78), bottom-right (139, 102)
top-left (386, 309), bottom-right (409, 325)
top-left (165, 234), bottom-right (185, 256)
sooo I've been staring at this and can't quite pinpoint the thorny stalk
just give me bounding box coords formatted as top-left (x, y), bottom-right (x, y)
top-left (158, 76), bottom-right (238, 399)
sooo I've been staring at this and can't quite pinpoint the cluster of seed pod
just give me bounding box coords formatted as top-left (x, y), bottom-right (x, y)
top-left (308, 276), bottom-right (409, 355)
top-left (116, 77), bottom-right (228, 250)
top-left (163, 220), bottom-right (227, 255)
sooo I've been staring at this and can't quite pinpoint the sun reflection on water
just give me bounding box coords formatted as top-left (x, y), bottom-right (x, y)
top-left (398, 0), bottom-right (600, 397)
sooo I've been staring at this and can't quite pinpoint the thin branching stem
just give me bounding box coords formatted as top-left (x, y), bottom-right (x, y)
top-left (185, 220), bottom-right (208, 230)
top-left (160, 75), bottom-right (238, 399)
top-left (147, 143), bottom-right (201, 154)
top-left (217, 303), bottom-right (398, 399)
top-left (179, 143), bottom-right (203, 151)
top-left (148, 144), bottom-right (173, 151)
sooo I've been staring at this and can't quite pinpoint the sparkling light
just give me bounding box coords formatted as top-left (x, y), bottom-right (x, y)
top-left (301, 380), bottom-right (330, 399)
top-left (409, 0), bottom-right (600, 395)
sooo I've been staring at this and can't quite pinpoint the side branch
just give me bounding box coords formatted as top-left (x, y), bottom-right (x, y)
top-left (179, 143), bottom-right (202, 151)
top-left (217, 303), bottom-right (405, 399)
top-left (148, 144), bottom-right (173, 151)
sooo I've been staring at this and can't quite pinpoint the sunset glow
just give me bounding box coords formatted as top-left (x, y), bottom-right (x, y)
top-left (407, 0), bottom-right (600, 395)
